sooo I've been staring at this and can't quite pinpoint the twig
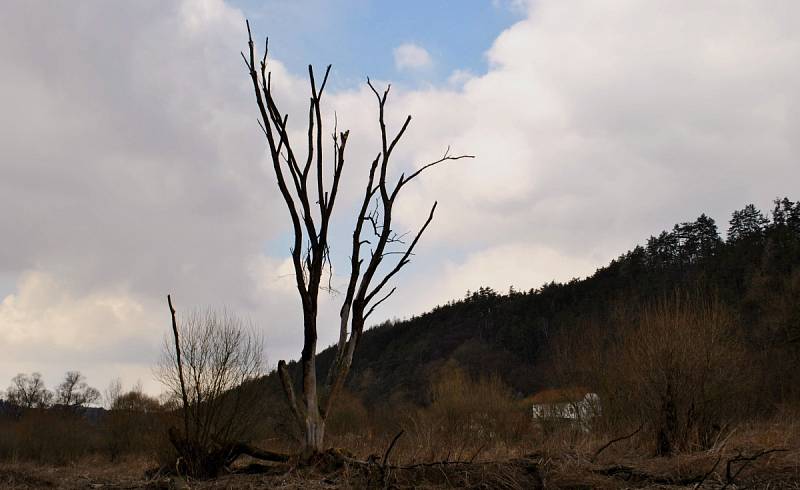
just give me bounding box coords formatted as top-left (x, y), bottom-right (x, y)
top-left (591, 424), bottom-right (643, 462)
top-left (693, 454), bottom-right (723, 489)
top-left (382, 429), bottom-right (405, 467)
top-left (469, 443), bottom-right (487, 463)
top-left (722, 448), bottom-right (788, 488)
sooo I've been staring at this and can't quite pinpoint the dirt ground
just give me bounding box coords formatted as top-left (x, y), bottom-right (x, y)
top-left (1, 446), bottom-right (798, 489)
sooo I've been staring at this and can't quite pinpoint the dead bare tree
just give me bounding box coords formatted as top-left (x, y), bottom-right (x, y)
top-left (242, 21), bottom-right (472, 454)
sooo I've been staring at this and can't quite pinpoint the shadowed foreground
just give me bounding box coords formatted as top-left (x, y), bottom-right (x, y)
top-left (1, 442), bottom-right (797, 489)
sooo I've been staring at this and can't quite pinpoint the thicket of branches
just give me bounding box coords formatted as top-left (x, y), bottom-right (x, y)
top-left (156, 301), bottom-right (270, 476)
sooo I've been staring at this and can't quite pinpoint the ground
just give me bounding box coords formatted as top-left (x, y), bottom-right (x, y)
top-left (1, 446), bottom-right (798, 489)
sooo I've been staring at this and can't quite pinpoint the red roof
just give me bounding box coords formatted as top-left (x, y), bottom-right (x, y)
top-left (528, 387), bottom-right (591, 404)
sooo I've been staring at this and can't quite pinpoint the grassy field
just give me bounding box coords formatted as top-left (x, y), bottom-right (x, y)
top-left (1, 417), bottom-right (797, 489)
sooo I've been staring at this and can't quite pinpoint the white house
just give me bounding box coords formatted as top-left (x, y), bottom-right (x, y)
top-left (529, 388), bottom-right (601, 431)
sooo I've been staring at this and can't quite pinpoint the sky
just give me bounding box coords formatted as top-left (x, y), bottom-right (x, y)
top-left (1, 0), bottom-right (799, 396)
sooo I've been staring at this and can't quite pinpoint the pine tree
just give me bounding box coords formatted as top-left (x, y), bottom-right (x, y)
top-left (727, 204), bottom-right (769, 243)
top-left (770, 197), bottom-right (795, 228)
top-left (671, 214), bottom-right (722, 263)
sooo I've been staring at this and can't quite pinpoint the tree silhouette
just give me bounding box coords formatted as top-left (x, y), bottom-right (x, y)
top-left (55, 371), bottom-right (100, 408)
top-left (728, 204), bottom-right (769, 243)
top-left (6, 372), bottom-right (53, 409)
top-left (242, 21), bottom-right (471, 453)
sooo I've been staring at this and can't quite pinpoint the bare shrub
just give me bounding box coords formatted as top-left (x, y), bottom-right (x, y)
top-left (550, 291), bottom-right (754, 456)
top-left (612, 293), bottom-right (751, 454)
top-left (156, 305), bottom-right (267, 476)
top-left (401, 363), bottom-right (528, 463)
top-left (104, 383), bottom-right (165, 461)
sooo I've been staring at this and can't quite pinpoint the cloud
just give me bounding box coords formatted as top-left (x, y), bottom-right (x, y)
top-left (447, 69), bottom-right (476, 87)
top-left (395, 243), bottom-right (599, 314)
top-left (0, 271), bottom-right (162, 393)
top-left (492, 0), bottom-right (530, 14)
top-left (319, 0), bottom-right (800, 317)
top-left (0, 0), bottom-right (310, 391)
top-left (393, 43), bottom-right (433, 71)
top-left (1, 0), bottom-right (799, 394)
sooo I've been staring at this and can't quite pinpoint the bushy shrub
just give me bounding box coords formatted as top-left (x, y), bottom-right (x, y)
top-left (401, 362), bottom-right (528, 462)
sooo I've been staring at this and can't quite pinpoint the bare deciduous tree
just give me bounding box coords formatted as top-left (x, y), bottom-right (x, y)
top-left (242, 21), bottom-right (472, 454)
top-left (55, 371), bottom-right (100, 408)
top-left (6, 372), bottom-right (53, 409)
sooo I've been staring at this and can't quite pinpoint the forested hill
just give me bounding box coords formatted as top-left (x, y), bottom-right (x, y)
top-left (308, 198), bottom-right (800, 407)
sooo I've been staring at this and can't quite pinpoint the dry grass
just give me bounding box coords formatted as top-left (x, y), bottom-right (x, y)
top-left (1, 361), bottom-right (798, 488)
top-left (537, 409), bottom-right (800, 489)
top-left (0, 456), bottom-right (152, 489)
top-left (1, 418), bottom-right (797, 489)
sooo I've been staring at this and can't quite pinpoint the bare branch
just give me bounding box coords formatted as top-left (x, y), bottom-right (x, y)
top-left (365, 287), bottom-right (397, 320)
top-left (591, 424), bottom-right (643, 462)
top-left (244, 20), bottom-right (307, 298)
top-left (366, 201), bottom-right (438, 306)
top-left (387, 115), bottom-right (412, 157)
top-left (392, 148), bottom-right (474, 200)
top-left (724, 448), bottom-right (788, 488)
top-left (167, 294), bottom-right (190, 440)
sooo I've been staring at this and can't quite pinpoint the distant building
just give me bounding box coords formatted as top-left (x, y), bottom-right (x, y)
top-left (529, 387), bottom-right (601, 431)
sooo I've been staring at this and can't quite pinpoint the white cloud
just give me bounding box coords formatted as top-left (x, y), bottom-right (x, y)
top-left (0, 271), bottom-right (162, 393)
top-left (492, 0), bottom-right (530, 14)
top-left (320, 0), bottom-right (800, 318)
top-left (447, 69), bottom-right (476, 86)
top-left (395, 243), bottom-right (599, 314)
top-left (393, 43), bottom-right (433, 71)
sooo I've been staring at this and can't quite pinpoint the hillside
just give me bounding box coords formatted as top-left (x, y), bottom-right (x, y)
top-left (296, 198), bottom-right (800, 407)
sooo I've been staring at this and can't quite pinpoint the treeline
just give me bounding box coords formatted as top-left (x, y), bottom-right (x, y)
top-left (0, 373), bottom-right (167, 463)
top-left (3, 371), bottom-right (100, 410)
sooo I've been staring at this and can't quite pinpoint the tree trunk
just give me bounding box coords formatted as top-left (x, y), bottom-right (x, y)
top-left (656, 384), bottom-right (678, 456)
top-left (305, 412), bottom-right (325, 454)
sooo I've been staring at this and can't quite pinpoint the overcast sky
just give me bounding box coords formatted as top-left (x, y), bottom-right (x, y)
top-left (2, 0), bottom-right (799, 395)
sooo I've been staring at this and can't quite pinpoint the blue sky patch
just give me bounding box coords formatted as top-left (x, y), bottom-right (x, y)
top-left (230, 0), bottom-right (523, 89)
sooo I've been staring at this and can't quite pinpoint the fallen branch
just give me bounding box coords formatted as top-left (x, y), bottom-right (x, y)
top-left (722, 448), bottom-right (788, 488)
top-left (394, 459), bottom-right (499, 470)
top-left (229, 443), bottom-right (291, 463)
